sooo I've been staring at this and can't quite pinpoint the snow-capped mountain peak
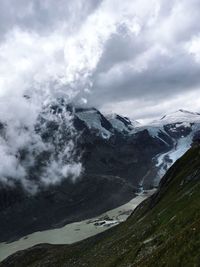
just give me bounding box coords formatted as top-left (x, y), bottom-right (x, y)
top-left (178, 109), bottom-right (200, 115)
top-left (74, 107), bottom-right (113, 139)
top-left (160, 109), bottom-right (200, 123)
top-left (105, 113), bottom-right (140, 133)
top-left (73, 107), bottom-right (140, 138)
top-left (159, 109), bottom-right (200, 125)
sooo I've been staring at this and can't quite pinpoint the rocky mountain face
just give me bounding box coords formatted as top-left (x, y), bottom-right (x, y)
top-left (2, 140), bottom-right (200, 267)
top-left (0, 100), bottom-right (200, 242)
top-left (74, 107), bottom-right (200, 188)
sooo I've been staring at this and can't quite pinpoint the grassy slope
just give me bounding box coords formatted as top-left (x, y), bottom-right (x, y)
top-left (1, 146), bottom-right (200, 267)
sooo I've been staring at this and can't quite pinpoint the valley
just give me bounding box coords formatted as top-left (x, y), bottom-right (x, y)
top-left (2, 143), bottom-right (200, 266)
top-left (0, 190), bottom-right (155, 262)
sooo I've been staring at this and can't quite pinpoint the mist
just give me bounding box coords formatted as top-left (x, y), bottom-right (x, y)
top-left (0, 0), bottom-right (200, 191)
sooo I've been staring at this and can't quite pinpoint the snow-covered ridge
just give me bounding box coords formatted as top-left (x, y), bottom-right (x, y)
top-left (74, 108), bottom-right (140, 138)
top-left (74, 107), bottom-right (200, 177)
top-left (74, 108), bottom-right (200, 142)
top-left (134, 109), bottom-right (200, 142)
top-left (105, 113), bottom-right (140, 133)
top-left (151, 109), bottom-right (200, 126)
top-left (75, 108), bottom-right (112, 139)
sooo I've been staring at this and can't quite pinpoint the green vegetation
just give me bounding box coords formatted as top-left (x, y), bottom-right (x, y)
top-left (1, 146), bottom-right (200, 267)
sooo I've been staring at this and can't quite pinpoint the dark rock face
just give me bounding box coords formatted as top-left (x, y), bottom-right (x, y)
top-left (79, 129), bottom-right (169, 186)
top-left (0, 175), bottom-right (134, 242)
top-left (193, 130), bottom-right (200, 146)
top-left (164, 123), bottom-right (192, 139)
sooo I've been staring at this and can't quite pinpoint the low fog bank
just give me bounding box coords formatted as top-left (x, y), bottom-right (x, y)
top-left (0, 97), bottom-right (82, 193)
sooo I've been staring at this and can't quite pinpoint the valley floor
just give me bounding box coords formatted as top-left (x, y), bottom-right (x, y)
top-left (0, 190), bottom-right (155, 262)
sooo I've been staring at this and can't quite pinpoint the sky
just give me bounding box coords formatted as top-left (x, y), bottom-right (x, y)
top-left (0, 0), bottom-right (200, 122)
top-left (0, 0), bottom-right (200, 190)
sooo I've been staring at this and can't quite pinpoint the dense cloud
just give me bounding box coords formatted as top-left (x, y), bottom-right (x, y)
top-left (0, 0), bottom-right (102, 37)
top-left (86, 0), bottom-right (200, 119)
top-left (0, 0), bottom-right (200, 188)
top-left (0, 0), bottom-right (200, 118)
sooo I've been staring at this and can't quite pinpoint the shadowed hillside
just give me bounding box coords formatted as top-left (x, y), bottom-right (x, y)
top-left (2, 142), bottom-right (200, 266)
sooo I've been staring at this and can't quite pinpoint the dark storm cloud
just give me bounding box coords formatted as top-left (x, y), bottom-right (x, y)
top-left (81, 0), bottom-right (200, 117)
top-left (0, 0), bottom-right (102, 38)
top-left (0, 0), bottom-right (200, 188)
top-left (95, 28), bottom-right (149, 73)
top-left (91, 50), bottom-right (200, 105)
top-left (0, 0), bottom-right (200, 120)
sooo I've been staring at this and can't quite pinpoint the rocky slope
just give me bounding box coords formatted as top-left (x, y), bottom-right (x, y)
top-left (0, 100), bottom-right (200, 242)
top-left (74, 107), bottom-right (200, 188)
top-left (2, 141), bottom-right (200, 266)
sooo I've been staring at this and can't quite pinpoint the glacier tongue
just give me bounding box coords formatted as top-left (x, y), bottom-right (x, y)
top-left (154, 123), bottom-right (200, 186)
top-left (134, 109), bottom-right (200, 187)
top-left (155, 135), bottom-right (192, 186)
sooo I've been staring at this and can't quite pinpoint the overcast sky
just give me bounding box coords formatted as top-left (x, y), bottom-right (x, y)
top-left (0, 0), bottom-right (200, 122)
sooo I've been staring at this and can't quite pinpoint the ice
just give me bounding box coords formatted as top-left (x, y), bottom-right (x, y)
top-left (76, 109), bottom-right (112, 139)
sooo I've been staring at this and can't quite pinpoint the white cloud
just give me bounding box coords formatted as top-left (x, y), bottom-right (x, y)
top-left (101, 88), bottom-right (200, 123)
top-left (186, 35), bottom-right (200, 63)
top-left (0, 0), bottom-right (200, 190)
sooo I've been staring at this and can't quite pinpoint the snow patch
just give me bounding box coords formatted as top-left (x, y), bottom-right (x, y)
top-left (106, 113), bottom-right (139, 133)
top-left (153, 110), bottom-right (200, 126)
top-left (76, 109), bottom-right (112, 139)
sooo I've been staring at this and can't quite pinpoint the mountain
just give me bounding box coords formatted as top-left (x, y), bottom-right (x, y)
top-left (74, 107), bottom-right (200, 188)
top-left (0, 102), bottom-right (200, 243)
top-left (157, 109), bottom-right (200, 124)
top-left (73, 106), bottom-right (139, 137)
top-left (2, 136), bottom-right (200, 267)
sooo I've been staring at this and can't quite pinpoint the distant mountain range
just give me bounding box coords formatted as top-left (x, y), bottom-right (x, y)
top-left (74, 106), bottom-right (200, 187)
top-left (0, 99), bottom-right (200, 242)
